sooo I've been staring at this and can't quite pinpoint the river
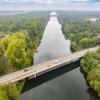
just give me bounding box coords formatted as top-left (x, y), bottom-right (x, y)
top-left (20, 12), bottom-right (96, 100)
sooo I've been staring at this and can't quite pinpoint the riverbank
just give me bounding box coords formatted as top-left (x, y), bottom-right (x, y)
top-left (60, 17), bottom-right (100, 99)
top-left (61, 26), bottom-right (75, 52)
top-left (62, 26), bottom-right (100, 99)
top-left (81, 47), bottom-right (100, 98)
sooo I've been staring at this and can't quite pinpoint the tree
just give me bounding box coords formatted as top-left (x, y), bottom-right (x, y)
top-left (5, 39), bottom-right (30, 71)
top-left (5, 84), bottom-right (19, 100)
top-left (87, 67), bottom-right (100, 96)
top-left (0, 90), bottom-right (8, 100)
top-left (81, 51), bottom-right (99, 73)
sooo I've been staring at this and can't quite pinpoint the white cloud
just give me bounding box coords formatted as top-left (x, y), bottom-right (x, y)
top-left (0, 0), bottom-right (100, 11)
top-left (0, 0), bottom-right (100, 4)
top-left (0, 0), bottom-right (89, 3)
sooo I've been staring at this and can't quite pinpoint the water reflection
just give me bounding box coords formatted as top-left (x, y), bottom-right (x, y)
top-left (34, 16), bottom-right (71, 65)
top-left (20, 13), bottom-right (96, 100)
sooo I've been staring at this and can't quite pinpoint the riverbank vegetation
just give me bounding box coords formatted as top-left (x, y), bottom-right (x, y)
top-left (0, 12), bottom-right (49, 100)
top-left (58, 11), bottom-right (100, 51)
top-left (81, 47), bottom-right (100, 97)
top-left (59, 11), bottom-right (100, 98)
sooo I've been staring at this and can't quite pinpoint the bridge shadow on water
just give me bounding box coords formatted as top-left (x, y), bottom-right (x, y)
top-left (21, 60), bottom-right (80, 93)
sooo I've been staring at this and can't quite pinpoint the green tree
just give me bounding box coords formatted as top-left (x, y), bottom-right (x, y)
top-left (0, 90), bottom-right (8, 100)
top-left (5, 39), bottom-right (30, 70)
top-left (5, 84), bottom-right (19, 100)
top-left (81, 51), bottom-right (99, 73)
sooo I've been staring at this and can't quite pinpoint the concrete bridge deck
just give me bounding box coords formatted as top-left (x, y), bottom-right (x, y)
top-left (0, 47), bottom-right (98, 85)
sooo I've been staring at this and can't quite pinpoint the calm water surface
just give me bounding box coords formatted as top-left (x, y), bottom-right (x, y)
top-left (20, 14), bottom-right (96, 100)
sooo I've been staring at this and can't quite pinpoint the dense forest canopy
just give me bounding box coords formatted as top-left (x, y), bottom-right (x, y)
top-left (0, 11), bottom-right (49, 100)
top-left (58, 11), bottom-right (100, 51)
top-left (0, 11), bottom-right (49, 73)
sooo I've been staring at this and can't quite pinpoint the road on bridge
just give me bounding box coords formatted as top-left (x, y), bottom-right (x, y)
top-left (0, 47), bottom-right (98, 85)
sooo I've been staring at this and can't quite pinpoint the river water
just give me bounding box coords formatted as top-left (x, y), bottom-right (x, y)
top-left (20, 13), bottom-right (95, 100)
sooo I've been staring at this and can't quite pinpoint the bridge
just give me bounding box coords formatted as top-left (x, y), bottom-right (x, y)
top-left (0, 47), bottom-right (98, 85)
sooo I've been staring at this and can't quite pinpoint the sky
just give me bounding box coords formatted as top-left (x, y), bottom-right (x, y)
top-left (0, 0), bottom-right (100, 11)
top-left (0, 0), bottom-right (100, 4)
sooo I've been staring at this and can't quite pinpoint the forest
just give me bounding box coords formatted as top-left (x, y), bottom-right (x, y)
top-left (59, 11), bottom-right (100, 98)
top-left (0, 12), bottom-right (49, 100)
top-left (58, 12), bottom-right (100, 51)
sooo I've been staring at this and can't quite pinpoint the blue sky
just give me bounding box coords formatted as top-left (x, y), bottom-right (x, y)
top-left (0, 0), bottom-right (100, 11)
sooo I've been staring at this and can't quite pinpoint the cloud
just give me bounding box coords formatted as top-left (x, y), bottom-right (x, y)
top-left (0, 0), bottom-right (100, 4)
top-left (0, 0), bottom-right (100, 11)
